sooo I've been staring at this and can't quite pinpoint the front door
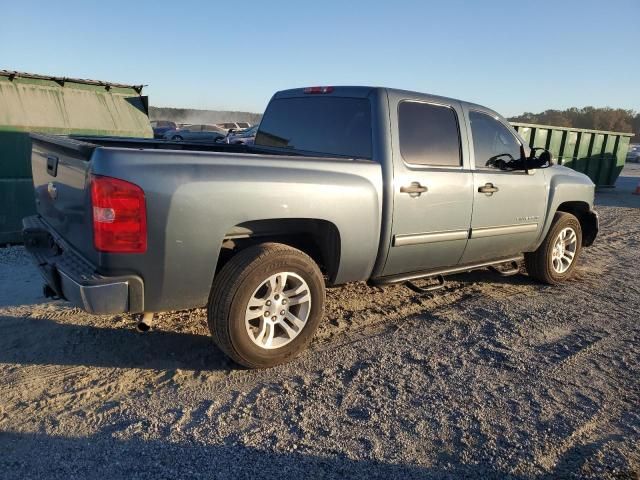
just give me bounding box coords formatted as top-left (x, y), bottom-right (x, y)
top-left (460, 109), bottom-right (547, 263)
top-left (382, 97), bottom-right (474, 277)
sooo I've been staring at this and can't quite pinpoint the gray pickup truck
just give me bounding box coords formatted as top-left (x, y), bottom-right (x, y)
top-left (23, 86), bottom-right (598, 368)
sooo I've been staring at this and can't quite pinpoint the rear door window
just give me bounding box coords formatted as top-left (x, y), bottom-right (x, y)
top-left (398, 101), bottom-right (462, 167)
top-left (256, 96), bottom-right (372, 159)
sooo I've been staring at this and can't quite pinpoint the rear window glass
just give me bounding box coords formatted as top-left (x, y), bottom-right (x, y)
top-left (255, 97), bottom-right (372, 159)
top-left (398, 101), bottom-right (461, 167)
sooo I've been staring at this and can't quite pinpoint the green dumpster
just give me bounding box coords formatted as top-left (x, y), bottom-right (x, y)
top-left (511, 122), bottom-right (632, 188)
top-left (0, 70), bottom-right (153, 244)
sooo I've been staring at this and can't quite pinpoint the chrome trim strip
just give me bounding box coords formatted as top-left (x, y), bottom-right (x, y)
top-left (471, 223), bottom-right (538, 238)
top-left (393, 229), bottom-right (469, 247)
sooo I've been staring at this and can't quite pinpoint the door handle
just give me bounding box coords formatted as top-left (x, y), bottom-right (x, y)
top-left (46, 155), bottom-right (58, 177)
top-left (478, 183), bottom-right (499, 195)
top-left (400, 182), bottom-right (428, 198)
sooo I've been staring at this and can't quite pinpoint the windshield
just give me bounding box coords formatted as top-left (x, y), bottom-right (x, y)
top-left (255, 96), bottom-right (372, 159)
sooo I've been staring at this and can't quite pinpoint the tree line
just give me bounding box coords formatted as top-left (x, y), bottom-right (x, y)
top-left (509, 107), bottom-right (640, 142)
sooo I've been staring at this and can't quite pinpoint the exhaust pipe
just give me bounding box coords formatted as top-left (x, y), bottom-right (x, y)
top-left (136, 312), bottom-right (154, 332)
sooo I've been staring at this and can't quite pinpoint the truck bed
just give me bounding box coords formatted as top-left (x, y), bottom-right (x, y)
top-left (28, 133), bottom-right (383, 312)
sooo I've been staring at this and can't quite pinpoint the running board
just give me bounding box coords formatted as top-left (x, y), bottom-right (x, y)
top-left (489, 260), bottom-right (520, 277)
top-left (404, 275), bottom-right (445, 294)
top-left (370, 256), bottom-right (524, 286)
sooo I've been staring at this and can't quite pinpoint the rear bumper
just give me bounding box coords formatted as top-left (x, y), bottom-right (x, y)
top-left (22, 216), bottom-right (144, 314)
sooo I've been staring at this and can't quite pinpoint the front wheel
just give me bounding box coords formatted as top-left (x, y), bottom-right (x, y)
top-left (208, 243), bottom-right (325, 368)
top-left (525, 212), bottom-right (582, 284)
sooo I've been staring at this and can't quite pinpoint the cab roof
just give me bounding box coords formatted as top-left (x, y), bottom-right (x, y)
top-left (274, 86), bottom-right (501, 118)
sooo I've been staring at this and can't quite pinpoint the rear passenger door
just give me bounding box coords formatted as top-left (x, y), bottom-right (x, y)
top-left (460, 109), bottom-right (547, 263)
top-left (381, 95), bottom-right (474, 277)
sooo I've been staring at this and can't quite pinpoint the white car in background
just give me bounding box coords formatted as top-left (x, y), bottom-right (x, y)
top-left (162, 124), bottom-right (227, 142)
top-left (215, 122), bottom-right (251, 132)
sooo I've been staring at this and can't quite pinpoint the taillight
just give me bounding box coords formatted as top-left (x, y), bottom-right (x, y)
top-left (303, 86), bottom-right (334, 94)
top-left (91, 175), bottom-right (147, 253)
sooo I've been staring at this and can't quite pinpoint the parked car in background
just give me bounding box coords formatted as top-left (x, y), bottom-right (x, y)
top-left (162, 124), bottom-right (226, 142)
top-left (150, 120), bottom-right (177, 139)
top-left (215, 122), bottom-right (252, 132)
top-left (225, 124), bottom-right (258, 145)
top-left (627, 144), bottom-right (640, 163)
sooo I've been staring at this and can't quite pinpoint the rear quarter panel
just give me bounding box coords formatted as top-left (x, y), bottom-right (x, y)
top-left (91, 149), bottom-right (382, 312)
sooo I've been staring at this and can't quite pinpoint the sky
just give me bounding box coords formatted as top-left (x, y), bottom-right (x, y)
top-left (1, 0), bottom-right (639, 116)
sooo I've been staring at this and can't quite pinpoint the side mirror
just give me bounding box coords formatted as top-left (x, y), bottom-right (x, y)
top-left (539, 150), bottom-right (554, 166)
top-left (529, 147), bottom-right (554, 168)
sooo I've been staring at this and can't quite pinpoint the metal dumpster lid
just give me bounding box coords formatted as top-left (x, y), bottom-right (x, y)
top-left (511, 121), bottom-right (634, 138)
top-left (0, 70), bottom-right (146, 94)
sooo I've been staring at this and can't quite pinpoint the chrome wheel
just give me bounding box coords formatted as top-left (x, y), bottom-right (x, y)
top-left (244, 272), bottom-right (311, 349)
top-left (551, 227), bottom-right (577, 274)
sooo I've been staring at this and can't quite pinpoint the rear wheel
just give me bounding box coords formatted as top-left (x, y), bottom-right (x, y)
top-left (208, 243), bottom-right (325, 368)
top-left (525, 212), bottom-right (582, 284)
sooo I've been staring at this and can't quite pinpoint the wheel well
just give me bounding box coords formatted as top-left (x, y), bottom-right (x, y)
top-left (216, 219), bottom-right (341, 282)
top-left (556, 201), bottom-right (597, 246)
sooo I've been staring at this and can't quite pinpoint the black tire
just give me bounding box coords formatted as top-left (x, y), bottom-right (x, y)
top-left (525, 212), bottom-right (582, 285)
top-left (208, 243), bottom-right (325, 368)
top-left (171, 135), bottom-right (183, 141)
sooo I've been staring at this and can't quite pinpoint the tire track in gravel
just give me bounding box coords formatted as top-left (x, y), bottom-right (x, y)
top-left (206, 283), bottom-right (522, 394)
top-left (532, 396), bottom-right (631, 474)
top-left (198, 279), bottom-right (538, 400)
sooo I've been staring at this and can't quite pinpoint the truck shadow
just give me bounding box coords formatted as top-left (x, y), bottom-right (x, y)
top-left (0, 314), bottom-right (233, 371)
top-left (0, 270), bottom-right (539, 373)
top-left (0, 430), bottom-right (528, 480)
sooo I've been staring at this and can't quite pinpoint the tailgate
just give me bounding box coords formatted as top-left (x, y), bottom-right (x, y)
top-left (30, 134), bottom-right (98, 261)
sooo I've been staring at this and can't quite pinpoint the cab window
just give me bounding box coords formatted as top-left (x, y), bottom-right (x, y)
top-left (469, 111), bottom-right (522, 170)
top-left (398, 101), bottom-right (462, 167)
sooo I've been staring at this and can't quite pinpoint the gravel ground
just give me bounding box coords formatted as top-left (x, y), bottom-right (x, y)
top-left (1, 165), bottom-right (639, 479)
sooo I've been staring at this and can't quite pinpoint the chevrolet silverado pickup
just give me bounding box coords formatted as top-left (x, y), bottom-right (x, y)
top-left (23, 86), bottom-right (598, 368)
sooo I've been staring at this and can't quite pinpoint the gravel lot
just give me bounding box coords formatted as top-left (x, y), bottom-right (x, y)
top-left (1, 165), bottom-right (639, 479)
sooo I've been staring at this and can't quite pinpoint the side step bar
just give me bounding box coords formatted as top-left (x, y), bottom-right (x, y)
top-left (404, 275), bottom-right (445, 294)
top-left (489, 260), bottom-right (520, 277)
top-left (370, 256), bottom-right (524, 287)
